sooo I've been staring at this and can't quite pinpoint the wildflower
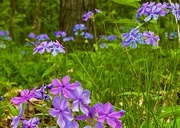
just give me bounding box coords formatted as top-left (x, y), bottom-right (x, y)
top-left (0, 30), bottom-right (9, 36)
top-left (36, 34), bottom-right (49, 41)
top-left (99, 35), bottom-right (106, 39)
top-left (170, 31), bottom-right (178, 39)
top-left (144, 5), bottom-right (162, 22)
top-left (136, 2), bottom-right (155, 19)
top-left (84, 32), bottom-right (93, 39)
top-left (49, 96), bottom-right (73, 128)
top-left (69, 83), bottom-right (91, 115)
top-left (156, 2), bottom-right (169, 16)
top-left (73, 24), bottom-right (86, 35)
top-left (136, 2), bottom-right (169, 22)
top-left (143, 31), bottom-right (160, 46)
top-left (121, 27), bottom-right (142, 48)
top-left (34, 84), bottom-right (49, 100)
top-left (100, 43), bottom-right (108, 49)
top-left (76, 105), bottom-right (96, 123)
top-left (95, 8), bottom-right (102, 13)
top-left (50, 75), bottom-right (79, 98)
top-left (49, 40), bottom-right (65, 56)
top-left (0, 96), bottom-right (2, 101)
top-left (22, 117), bottom-right (40, 128)
top-left (63, 36), bottom-right (74, 42)
top-left (83, 11), bottom-right (94, 21)
top-left (64, 119), bottom-right (79, 128)
top-left (11, 88), bottom-right (36, 105)
top-left (33, 41), bottom-right (52, 55)
top-left (107, 35), bottom-right (116, 41)
top-left (54, 31), bottom-right (67, 38)
top-left (95, 102), bottom-right (125, 128)
top-left (168, 3), bottom-right (180, 20)
top-left (28, 33), bottom-right (36, 39)
top-left (11, 103), bottom-right (25, 128)
top-left (46, 83), bottom-right (53, 90)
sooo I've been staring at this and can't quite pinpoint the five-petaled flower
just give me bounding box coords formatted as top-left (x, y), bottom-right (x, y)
top-left (69, 83), bottom-right (91, 116)
top-left (95, 102), bottom-right (125, 128)
top-left (50, 75), bottom-right (79, 98)
top-left (11, 88), bottom-right (36, 105)
top-left (143, 31), bottom-right (160, 46)
top-left (49, 96), bottom-right (73, 128)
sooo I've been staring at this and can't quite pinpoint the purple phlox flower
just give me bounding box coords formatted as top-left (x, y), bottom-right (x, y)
top-left (0, 96), bottom-right (2, 101)
top-left (50, 75), bottom-right (80, 98)
top-left (121, 27), bottom-right (143, 48)
top-left (64, 119), bottom-right (79, 128)
top-left (28, 32), bottom-right (36, 39)
top-left (95, 122), bottom-right (104, 128)
top-left (0, 30), bottom-right (9, 36)
top-left (84, 32), bottom-right (93, 39)
top-left (107, 35), bottom-right (116, 41)
top-left (63, 36), bottom-right (74, 42)
top-left (83, 11), bottom-right (94, 21)
top-left (143, 31), bottom-right (160, 46)
top-left (36, 34), bottom-right (49, 41)
top-left (22, 117), bottom-right (40, 128)
top-left (144, 5), bottom-right (162, 22)
top-left (54, 31), bottom-right (67, 38)
top-left (156, 2), bottom-right (169, 16)
top-left (95, 102), bottom-right (125, 128)
top-left (11, 103), bottom-right (25, 128)
top-left (33, 41), bottom-right (52, 55)
top-left (34, 84), bottom-right (49, 100)
top-left (49, 40), bottom-right (65, 56)
top-left (95, 8), bottom-right (102, 13)
top-left (0, 30), bottom-right (6, 36)
top-left (100, 43), bottom-right (108, 49)
top-left (49, 96), bottom-right (73, 128)
top-left (69, 83), bottom-right (91, 116)
top-left (11, 88), bottom-right (36, 105)
top-left (168, 3), bottom-right (180, 20)
top-left (46, 83), bottom-right (53, 90)
top-left (73, 24), bottom-right (86, 35)
top-left (136, 2), bottom-right (155, 19)
top-left (99, 35), bottom-right (106, 39)
top-left (76, 105), bottom-right (96, 124)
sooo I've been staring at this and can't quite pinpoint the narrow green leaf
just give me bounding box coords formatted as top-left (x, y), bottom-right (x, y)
top-left (112, 0), bottom-right (140, 8)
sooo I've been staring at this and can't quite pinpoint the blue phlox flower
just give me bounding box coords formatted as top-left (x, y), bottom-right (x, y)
top-left (84, 32), bottom-right (93, 39)
top-left (28, 32), bottom-right (36, 39)
top-left (63, 36), bottom-right (74, 42)
top-left (83, 11), bottom-right (94, 21)
top-left (36, 34), bottom-right (49, 41)
top-left (54, 31), bottom-right (67, 38)
top-left (121, 27), bottom-right (142, 48)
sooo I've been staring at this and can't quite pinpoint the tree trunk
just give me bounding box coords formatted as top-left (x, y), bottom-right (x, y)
top-left (59, 0), bottom-right (96, 36)
top-left (32, 0), bottom-right (43, 35)
top-left (9, 0), bottom-right (18, 40)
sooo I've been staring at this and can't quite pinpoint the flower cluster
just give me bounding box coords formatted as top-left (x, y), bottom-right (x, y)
top-left (0, 30), bottom-right (12, 48)
top-left (33, 40), bottom-right (65, 56)
top-left (121, 27), bottom-right (159, 48)
top-left (10, 75), bottom-right (125, 128)
top-left (136, 2), bottom-right (180, 22)
top-left (73, 24), bottom-right (94, 39)
top-left (99, 35), bottom-right (117, 49)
